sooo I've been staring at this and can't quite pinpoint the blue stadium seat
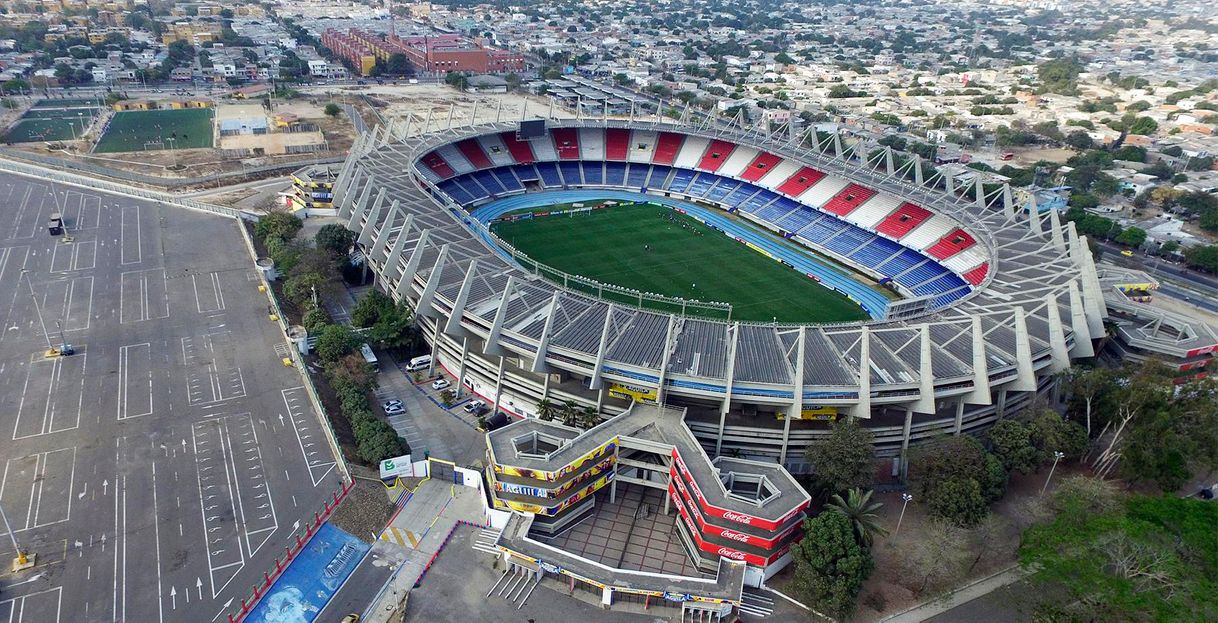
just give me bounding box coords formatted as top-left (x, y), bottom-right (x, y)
top-left (824, 228), bottom-right (872, 256)
top-left (644, 165), bottom-right (670, 189)
top-left (876, 248), bottom-right (922, 276)
top-left (492, 167), bottom-right (523, 192)
top-left (439, 180), bottom-right (473, 204)
top-left (667, 169), bottom-right (695, 193)
top-left (755, 197), bottom-right (800, 223)
top-left (798, 219), bottom-right (846, 244)
top-left (723, 186), bottom-right (760, 208)
top-left (472, 170), bottom-right (505, 195)
top-left (626, 163), bottom-right (649, 188)
top-left (740, 190), bottom-right (779, 214)
top-left (514, 164), bottom-right (540, 182)
top-left (895, 261), bottom-right (947, 288)
top-left (705, 179), bottom-right (739, 203)
top-left (604, 162), bottom-right (627, 186)
top-left (912, 273), bottom-right (967, 297)
top-left (535, 162), bottom-right (562, 187)
top-left (582, 161), bottom-right (604, 184)
top-left (776, 209), bottom-right (818, 233)
top-left (455, 176), bottom-right (489, 201)
top-left (686, 172), bottom-right (716, 197)
top-left (558, 162), bottom-right (582, 185)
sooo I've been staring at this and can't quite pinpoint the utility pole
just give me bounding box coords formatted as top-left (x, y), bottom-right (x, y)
top-left (0, 500), bottom-right (35, 571)
top-left (21, 271), bottom-right (55, 354)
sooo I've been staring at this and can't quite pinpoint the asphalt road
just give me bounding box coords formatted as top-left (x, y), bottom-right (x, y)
top-left (0, 174), bottom-right (340, 623)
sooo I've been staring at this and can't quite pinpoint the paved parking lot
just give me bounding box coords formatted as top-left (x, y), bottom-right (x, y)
top-left (369, 355), bottom-right (486, 466)
top-left (0, 175), bottom-right (339, 623)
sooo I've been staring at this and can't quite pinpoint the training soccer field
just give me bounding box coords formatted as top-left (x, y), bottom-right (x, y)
top-left (93, 108), bottom-right (214, 153)
top-left (491, 203), bottom-right (872, 323)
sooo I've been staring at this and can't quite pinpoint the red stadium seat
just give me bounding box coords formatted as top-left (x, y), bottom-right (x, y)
top-left (963, 263), bottom-right (989, 285)
top-left (775, 166), bottom-right (826, 197)
top-left (821, 184), bottom-right (875, 216)
top-left (605, 128), bottom-right (630, 161)
top-left (926, 228), bottom-right (977, 260)
top-left (499, 132), bottom-right (535, 164)
top-left (455, 138), bottom-right (493, 169)
top-left (652, 132), bottom-right (685, 165)
top-left (551, 128), bottom-right (580, 160)
top-left (696, 139), bottom-right (736, 172)
top-left (420, 151), bottom-right (455, 178)
top-left (875, 202), bottom-right (933, 239)
top-left (739, 152), bottom-right (782, 182)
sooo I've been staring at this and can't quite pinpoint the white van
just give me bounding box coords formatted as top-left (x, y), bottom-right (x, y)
top-left (406, 354), bottom-right (432, 371)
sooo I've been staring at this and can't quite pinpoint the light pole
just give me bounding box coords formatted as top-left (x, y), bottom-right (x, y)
top-left (1042, 451), bottom-right (1066, 495)
top-left (895, 493), bottom-right (913, 537)
top-left (21, 270), bottom-right (56, 354)
top-left (166, 136), bottom-right (177, 169)
top-left (0, 499), bottom-right (34, 571)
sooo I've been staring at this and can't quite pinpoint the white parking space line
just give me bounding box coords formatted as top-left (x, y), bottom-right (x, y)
top-left (281, 387), bottom-right (335, 486)
top-left (62, 190), bottom-right (101, 230)
top-left (182, 330), bottom-right (247, 406)
top-left (120, 205), bottom-right (142, 265)
top-left (49, 239), bottom-right (97, 273)
top-left (0, 586), bottom-right (63, 623)
top-left (6, 184), bottom-right (44, 241)
top-left (192, 419), bottom-right (246, 598)
top-left (119, 269), bottom-right (169, 324)
top-left (191, 272), bottom-right (226, 314)
top-left (117, 343), bottom-right (153, 421)
top-left (0, 446), bottom-right (76, 534)
top-left (41, 276), bottom-right (94, 332)
top-left (12, 349), bottom-right (86, 440)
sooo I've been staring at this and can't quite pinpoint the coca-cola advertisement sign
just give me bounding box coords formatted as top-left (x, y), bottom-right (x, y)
top-left (720, 530), bottom-right (751, 543)
top-left (722, 511), bottom-right (756, 525)
top-left (716, 547), bottom-right (746, 561)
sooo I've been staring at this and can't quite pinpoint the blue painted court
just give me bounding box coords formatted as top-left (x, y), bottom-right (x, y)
top-left (245, 523), bottom-right (370, 623)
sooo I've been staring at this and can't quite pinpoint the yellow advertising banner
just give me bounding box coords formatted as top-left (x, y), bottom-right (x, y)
top-left (608, 383), bottom-right (658, 404)
top-left (776, 406), bottom-right (838, 421)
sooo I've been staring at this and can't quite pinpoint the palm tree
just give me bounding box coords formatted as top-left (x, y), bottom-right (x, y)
top-left (536, 398), bottom-right (556, 422)
top-left (560, 400), bottom-right (579, 427)
top-left (578, 406), bottom-right (600, 430)
top-left (827, 488), bottom-right (888, 547)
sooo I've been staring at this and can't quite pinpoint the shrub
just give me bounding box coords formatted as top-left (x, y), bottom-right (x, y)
top-left (254, 212), bottom-right (303, 242)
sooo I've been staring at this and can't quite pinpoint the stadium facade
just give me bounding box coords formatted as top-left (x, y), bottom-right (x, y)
top-left (333, 114), bottom-right (1217, 468)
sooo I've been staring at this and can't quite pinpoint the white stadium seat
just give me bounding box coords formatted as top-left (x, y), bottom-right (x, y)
top-left (903, 215), bottom-right (957, 250)
top-left (847, 193), bottom-right (902, 229)
top-left (672, 135), bottom-right (710, 169)
top-left (797, 176), bottom-right (850, 206)
top-left (476, 133), bottom-right (517, 168)
top-left (718, 146), bottom-right (758, 178)
top-left (628, 130), bottom-right (658, 163)
top-left (578, 128), bottom-right (606, 161)
top-left (435, 143), bottom-right (475, 174)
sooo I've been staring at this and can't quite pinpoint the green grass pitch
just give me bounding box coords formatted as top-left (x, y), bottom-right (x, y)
top-left (93, 108), bottom-right (214, 153)
top-left (491, 203), bottom-right (872, 323)
top-left (3, 118), bottom-right (82, 143)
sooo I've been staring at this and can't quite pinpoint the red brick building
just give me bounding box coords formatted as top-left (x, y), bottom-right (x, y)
top-left (320, 29), bottom-right (524, 76)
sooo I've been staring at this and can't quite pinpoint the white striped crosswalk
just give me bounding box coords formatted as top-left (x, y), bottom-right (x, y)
top-left (473, 527), bottom-right (502, 554)
top-left (738, 590), bottom-right (774, 617)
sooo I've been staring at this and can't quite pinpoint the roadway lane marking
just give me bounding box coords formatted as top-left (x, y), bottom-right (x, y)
top-left (0, 586), bottom-right (63, 623)
top-left (192, 419), bottom-right (246, 598)
top-left (12, 350), bottom-right (86, 440)
top-left (120, 204), bottom-right (142, 265)
top-left (191, 272), bottom-right (226, 314)
top-left (281, 387), bottom-right (335, 486)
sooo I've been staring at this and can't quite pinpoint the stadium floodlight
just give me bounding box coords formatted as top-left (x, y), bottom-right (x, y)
top-left (1042, 451), bottom-right (1066, 495)
top-left (895, 493), bottom-right (914, 537)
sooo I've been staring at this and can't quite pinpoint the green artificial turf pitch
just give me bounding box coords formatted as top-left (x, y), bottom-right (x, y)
top-left (491, 203), bottom-right (872, 323)
top-left (2, 117), bottom-right (85, 142)
top-left (93, 108), bottom-right (214, 153)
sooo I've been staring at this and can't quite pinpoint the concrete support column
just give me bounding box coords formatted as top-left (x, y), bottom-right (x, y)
top-left (997, 389), bottom-right (1008, 417)
top-left (490, 356), bottom-right (506, 415)
top-left (601, 586), bottom-right (612, 608)
top-left (900, 408), bottom-right (914, 454)
top-left (455, 337), bottom-right (469, 398)
top-left (596, 386), bottom-right (606, 412)
top-left (427, 319), bottom-right (441, 378)
top-left (954, 400), bottom-right (965, 435)
top-left (715, 323), bottom-right (740, 457)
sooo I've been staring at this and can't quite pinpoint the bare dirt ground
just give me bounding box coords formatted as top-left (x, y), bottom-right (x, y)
top-left (1009, 146), bottom-right (1076, 166)
top-left (768, 465), bottom-right (1088, 622)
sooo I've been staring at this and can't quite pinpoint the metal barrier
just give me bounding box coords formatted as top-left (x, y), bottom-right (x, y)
top-left (0, 156), bottom-right (250, 220)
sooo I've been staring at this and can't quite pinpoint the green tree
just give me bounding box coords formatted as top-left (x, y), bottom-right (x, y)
top-left (536, 398), bottom-right (556, 421)
top-left (351, 289), bottom-right (393, 328)
top-left (356, 422), bottom-right (407, 463)
top-left (315, 323), bottom-right (360, 363)
top-left (283, 272), bottom-right (324, 308)
top-left (1127, 116), bottom-right (1158, 136)
top-left (254, 212), bottom-right (303, 242)
top-left (1115, 226), bottom-right (1147, 247)
top-left (1183, 244), bottom-right (1218, 273)
top-left (1021, 495), bottom-right (1218, 622)
top-left (323, 102), bottom-right (341, 117)
top-left (315, 223), bottom-right (356, 255)
top-left (792, 512), bottom-right (874, 619)
top-left (987, 419), bottom-right (1038, 474)
top-left (805, 419), bottom-right (875, 494)
top-left (927, 477), bottom-right (988, 528)
top-left (385, 53), bottom-right (414, 76)
top-left (827, 488), bottom-right (887, 547)
top-left (1064, 129), bottom-right (1093, 150)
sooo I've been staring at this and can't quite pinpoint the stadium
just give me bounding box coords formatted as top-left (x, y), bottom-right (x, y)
top-left (332, 111), bottom-right (1218, 612)
top-left (335, 114), bottom-right (1116, 462)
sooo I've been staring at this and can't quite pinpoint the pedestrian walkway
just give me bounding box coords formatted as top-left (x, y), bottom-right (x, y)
top-left (880, 565), bottom-right (1033, 623)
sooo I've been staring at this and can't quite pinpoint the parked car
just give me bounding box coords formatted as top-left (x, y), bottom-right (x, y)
top-left (463, 400), bottom-right (486, 414)
top-left (382, 399), bottom-right (405, 416)
top-left (431, 378), bottom-right (451, 390)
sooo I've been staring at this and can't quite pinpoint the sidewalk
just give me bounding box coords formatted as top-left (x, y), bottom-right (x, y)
top-left (878, 565), bottom-right (1034, 623)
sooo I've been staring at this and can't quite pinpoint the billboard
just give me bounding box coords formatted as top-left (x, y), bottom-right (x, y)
top-left (608, 382), bottom-right (658, 404)
top-left (378, 454), bottom-right (414, 481)
top-left (671, 449), bottom-right (809, 531)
